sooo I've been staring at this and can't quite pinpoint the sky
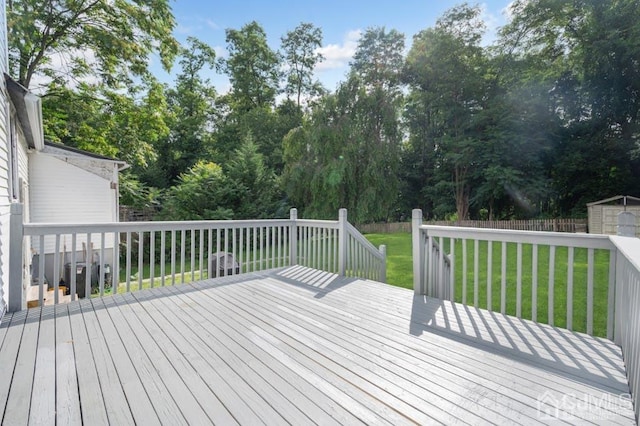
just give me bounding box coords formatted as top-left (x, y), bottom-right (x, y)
top-left (153, 0), bottom-right (515, 94)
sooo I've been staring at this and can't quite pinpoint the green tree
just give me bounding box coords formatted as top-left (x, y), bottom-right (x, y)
top-left (160, 161), bottom-right (235, 221)
top-left (8, 0), bottom-right (178, 88)
top-left (403, 4), bottom-right (487, 220)
top-left (42, 79), bottom-right (170, 169)
top-left (147, 37), bottom-right (217, 187)
top-left (500, 0), bottom-right (640, 215)
top-left (281, 22), bottom-right (325, 108)
top-left (283, 69), bottom-right (403, 222)
top-left (225, 134), bottom-right (282, 219)
top-left (222, 21), bottom-right (281, 111)
top-left (351, 26), bottom-right (405, 90)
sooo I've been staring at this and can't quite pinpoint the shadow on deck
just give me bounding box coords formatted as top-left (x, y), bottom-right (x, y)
top-left (0, 266), bottom-right (635, 425)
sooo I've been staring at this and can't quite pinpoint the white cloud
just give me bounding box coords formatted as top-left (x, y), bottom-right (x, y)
top-left (315, 29), bottom-right (362, 72)
top-left (205, 19), bottom-right (220, 30)
top-left (175, 24), bottom-right (194, 35)
top-left (213, 45), bottom-right (228, 60)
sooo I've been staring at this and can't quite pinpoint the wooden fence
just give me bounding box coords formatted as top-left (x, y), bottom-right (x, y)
top-left (358, 218), bottom-right (588, 234)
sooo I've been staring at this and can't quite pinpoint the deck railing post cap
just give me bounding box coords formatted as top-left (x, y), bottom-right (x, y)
top-left (412, 209), bottom-right (422, 220)
top-left (339, 208), bottom-right (347, 219)
top-left (290, 208), bottom-right (298, 220)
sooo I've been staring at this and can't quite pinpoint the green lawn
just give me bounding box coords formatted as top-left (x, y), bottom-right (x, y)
top-left (365, 232), bottom-right (611, 337)
top-left (365, 233), bottom-right (414, 289)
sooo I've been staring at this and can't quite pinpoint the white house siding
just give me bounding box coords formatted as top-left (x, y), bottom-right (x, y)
top-left (28, 153), bottom-right (116, 255)
top-left (0, 0), bottom-right (10, 314)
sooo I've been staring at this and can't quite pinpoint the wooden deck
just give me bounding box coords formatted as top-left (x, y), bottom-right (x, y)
top-left (0, 266), bottom-right (635, 425)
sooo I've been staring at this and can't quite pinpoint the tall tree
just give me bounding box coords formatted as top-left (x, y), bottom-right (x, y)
top-left (403, 4), bottom-right (487, 220)
top-left (148, 37), bottom-right (217, 188)
top-left (8, 0), bottom-right (179, 89)
top-left (281, 22), bottom-right (325, 108)
top-left (500, 0), bottom-right (640, 215)
top-left (222, 21), bottom-right (281, 111)
top-left (283, 28), bottom-right (405, 223)
top-left (351, 26), bottom-right (405, 90)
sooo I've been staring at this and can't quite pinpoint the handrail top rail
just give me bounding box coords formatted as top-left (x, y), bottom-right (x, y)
top-left (346, 223), bottom-right (385, 261)
top-left (610, 235), bottom-right (640, 271)
top-left (24, 218), bottom-right (294, 235)
top-left (297, 219), bottom-right (339, 228)
top-left (420, 224), bottom-right (614, 249)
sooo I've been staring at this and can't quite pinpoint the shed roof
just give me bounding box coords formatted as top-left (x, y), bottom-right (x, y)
top-left (586, 195), bottom-right (640, 207)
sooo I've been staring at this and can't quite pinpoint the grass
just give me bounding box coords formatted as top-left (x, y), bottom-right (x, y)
top-left (365, 232), bottom-right (611, 337)
top-left (364, 233), bottom-right (414, 289)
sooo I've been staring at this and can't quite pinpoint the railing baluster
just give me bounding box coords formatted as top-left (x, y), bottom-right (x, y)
top-left (126, 231), bottom-right (132, 292)
top-left (532, 244), bottom-right (538, 322)
top-left (501, 242), bottom-right (507, 314)
top-left (138, 231), bottom-right (144, 290)
top-left (113, 231), bottom-right (119, 294)
top-left (150, 230), bottom-right (155, 288)
top-left (70, 234), bottom-right (76, 300)
top-left (277, 226), bottom-right (282, 268)
top-left (216, 228), bottom-right (221, 278)
top-left (191, 229), bottom-right (196, 280)
top-left (516, 242), bottom-right (522, 318)
top-left (171, 230), bottom-right (176, 285)
top-left (273, 225), bottom-right (277, 268)
top-left (86, 233), bottom-right (93, 299)
top-left (160, 230), bottom-right (166, 287)
top-left (180, 229), bottom-right (186, 283)
top-left (487, 240), bottom-right (492, 311)
top-left (207, 228), bottom-right (213, 278)
top-left (232, 228), bottom-right (237, 275)
top-left (252, 227), bottom-right (256, 272)
top-left (548, 245), bottom-right (556, 326)
top-left (272, 226), bottom-right (276, 269)
top-left (450, 238), bottom-right (455, 302)
top-left (607, 249), bottom-right (616, 340)
top-left (53, 234), bottom-right (61, 304)
top-left (567, 247), bottom-right (574, 330)
top-left (199, 229), bottom-right (204, 277)
top-left (312, 226), bottom-right (317, 269)
top-left (259, 227), bottom-right (264, 271)
top-left (462, 238), bottom-right (467, 304)
top-left (238, 228), bottom-right (244, 273)
top-left (474, 239), bottom-right (479, 307)
top-left (100, 232), bottom-right (106, 296)
top-left (224, 228), bottom-right (229, 276)
top-left (587, 248), bottom-right (594, 335)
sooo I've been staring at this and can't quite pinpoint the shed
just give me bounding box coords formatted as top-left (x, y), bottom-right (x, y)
top-left (587, 195), bottom-right (640, 236)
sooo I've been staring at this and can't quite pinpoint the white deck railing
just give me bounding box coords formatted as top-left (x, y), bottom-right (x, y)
top-left (412, 209), bottom-right (640, 422)
top-left (413, 209), bottom-right (615, 336)
top-left (611, 235), bottom-right (640, 422)
top-left (8, 207), bottom-right (386, 311)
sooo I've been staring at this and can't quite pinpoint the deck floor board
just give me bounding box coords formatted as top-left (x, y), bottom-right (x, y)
top-left (0, 267), bottom-right (636, 425)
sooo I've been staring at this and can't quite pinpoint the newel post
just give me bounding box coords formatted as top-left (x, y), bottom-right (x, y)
top-left (289, 208), bottom-right (298, 266)
top-left (8, 203), bottom-right (24, 312)
top-left (379, 244), bottom-right (387, 283)
top-left (338, 208), bottom-right (347, 276)
top-left (412, 209), bottom-right (424, 295)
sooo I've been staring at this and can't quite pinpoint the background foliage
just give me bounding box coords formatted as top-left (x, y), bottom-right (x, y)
top-left (10, 0), bottom-right (640, 222)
